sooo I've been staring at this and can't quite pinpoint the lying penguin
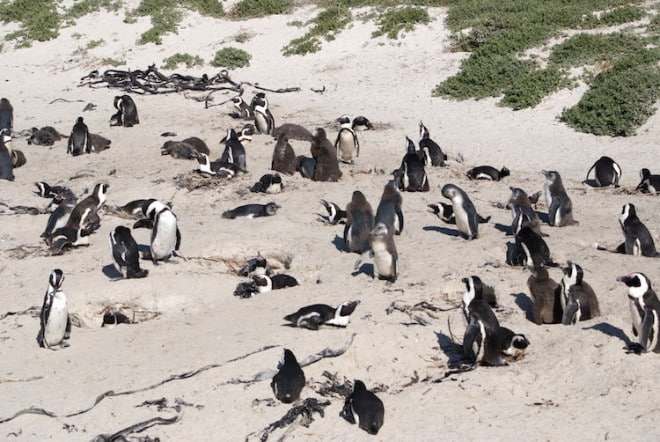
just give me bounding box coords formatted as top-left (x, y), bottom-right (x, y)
top-left (284, 300), bottom-right (360, 330)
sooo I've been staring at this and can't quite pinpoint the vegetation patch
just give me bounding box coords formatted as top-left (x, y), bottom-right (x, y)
top-left (231, 0), bottom-right (292, 19)
top-left (372, 6), bottom-right (429, 39)
top-left (0, 0), bottom-right (61, 46)
top-left (162, 52), bottom-right (204, 69)
top-left (101, 57), bottom-right (126, 67)
top-left (65, 0), bottom-right (123, 20)
top-left (210, 47), bottom-right (251, 68)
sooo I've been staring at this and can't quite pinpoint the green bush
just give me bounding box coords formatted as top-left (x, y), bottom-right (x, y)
top-left (102, 57), bottom-right (126, 67)
top-left (232, 0), bottom-right (292, 18)
top-left (549, 32), bottom-right (647, 67)
top-left (211, 47), bottom-right (252, 68)
top-left (65, 0), bottom-right (123, 20)
top-left (162, 52), bottom-right (204, 69)
top-left (372, 6), bottom-right (430, 39)
top-left (0, 0), bottom-right (61, 44)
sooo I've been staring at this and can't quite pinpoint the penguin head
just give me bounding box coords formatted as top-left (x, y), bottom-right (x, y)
top-left (94, 183), bottom-right (109, 205)
top-left (352, 379), bottom-right (367, 394)
top-left (562, 261), bottom-right (583, 286)
top-left (617, 273), bottom-right (650, 299)
top-left (543, 170), bottom-right (561, 184)
top-left (620, 203), bottom-right (636, 225)
top-left (144, 200), bottom-right (168, 220)
top-left (231, 96), bottom-right (242, 105)
top-left (404, 136), bottom-right (415, 153)
top-left (281, 348), bottom-right (298, 368)
top-left (352, 116), bottom-right (373, 131)
top-left (265, 202), bottom-right (281, 215)
top-left (338, 300), bottom-right (360, 317)
top-left (76, 116), bottom-right (84, 124)
top-left (371, 223), bottom-right (388, 238)
top-left (640, 168), bottom-right (651, 179)
top-left (418, 121), bottom-right (430, 141)
top-left (48, 269), bottom-right (65, 291)
top-left (499, 167), bottom-right (511, 178)
top-left (336, 115), bottom-right (351, 126)
top-left (441, 184), bottom-right (458, 200)
top-left (351, 190), bottom-right (367, 204)
top-left (34, 181), bottom-right (49, 197)
top-left (461, 275), bottom-right (483, 306)
top-left (314, 127), bottom-right (327, 140)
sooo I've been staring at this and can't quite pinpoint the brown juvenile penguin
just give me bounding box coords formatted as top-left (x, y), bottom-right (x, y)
top-left (527, 264), bottom-right (562, 325)
top-left (311, 128), bottom-right (341, 182)
top-left (271, 132), bottom-right (297, 175)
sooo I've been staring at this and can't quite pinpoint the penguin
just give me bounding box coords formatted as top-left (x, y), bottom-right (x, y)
top-left (231, 96), bottom-right (253, 119)
top-left (161, 137), bottom-right (210, 159)
top-left (515, 226), bottom-right (557, 267)
top-left (41, 193), bottom-right (77, 238)
top-left (418, 122), bottom-right (447, 167)
top-left (252, 93), bottom-right (275, 135)
top-left (617, 203), bottom-right (657, 257)
top-left (499, 327), bottom-right (531, 362)
top-left (375, 181), bottom-right (404, 235)
top-left (28, 126), bottom-right (62, 146)
top-left (344, 190), bottom-right (374, 254)
top-left (543, 170), bottom-right (577, 227)
top-left (342, 380), bottom-right (385, 435)
top-left (111, 95), bottom-right (139, 127)
top-left (560, 261), bottom-right (600, 325)
top-left (35, 182), bottom-right (75, 201)
top-left (238, 255), bottom-right (272, 277)
top-left (354, 222), bottom-right (398, 282)
top-left (527, 265), bottom-right (562, 325)
top-left (351, 116), bottom-right (373, 131)
top-left (271, 349), bottom-right (305, 403)
top-left (441, 184), bottom-right (482, 239)
top-left (64, 183), bottom-right (108, 232)
top-left (394, 137), bottom-right (429, 192)
top-left (133, 199), bottom-right (181, 263)
top-left (461, 275), bottom-right (499, 320)
top-left (335, 115), bottom-right (360, 164)
top-left (461, 276), bottom-right (507, 366)
top-left (250, 173), bottom-right (283, 194)
top-left (0, 131), bottom-right (14, 181)
top-left (195, 153), bottom-right (241, 178)
top-left (311, 128), bottom-right (342, 182)
top-left (238, 123), bottom-right (255, 142)
top-left (635, 168), bottom-right (660, 195)
top-left (427, 202), bottom-right (455, 224)
top-left (39, 269), bottom-right (71, 349)
top-left (508, 187), bottom-right (543, 236)
top-left (222, 202), bottom-right (281, 219)
top-left (319, 199), bottom-right (346, 225)
top-left (109, 226), bottom-right (149, 279)
top-left (271, 132), bottom-right (297, 175)
top-left (89, 133), bottom-right (111, 153)
top-left (47, 224), bottom-right (92, 255)
top-left (0, 98), bottom-right (12, 131)
top-left (0, 129), bottom-right (25, 168)
top-left (466, 166), bottom-right (510, 181)
top-left (272, 123), bottom-right (313, 141)
top-left (584, 156), bottom-right (621, 187)
top-left (617, 273), bottom-right (660, 353)
top-left (219, 128), bottom-right (247, 171)
top-left (67, 116), bottom-right (92, 156)
top-left (296, 155), bottom-right (316, 180)
top-left (284, 300), bottom-right (360, 330)
top-left (253, 274), bottom-right (299, 294)
top-left (109, 198), bottom-right (156, 219)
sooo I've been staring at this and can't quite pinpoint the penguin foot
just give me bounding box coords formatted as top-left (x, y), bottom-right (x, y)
top-left (625, 343), bottom-right (644, 355)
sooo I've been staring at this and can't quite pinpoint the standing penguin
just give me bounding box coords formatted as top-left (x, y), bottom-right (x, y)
top-left (515, 226), bottom-right (557, 267)
top-left (342, 380), bottom-right (385, 435)
top-left (418, 122), bottom-right (447, 167)
top-left (231, 96), bottom-right (253, 119)
top-left (39, 269), bottom-right (71, 349)
top-left (252, 93), bottom-right (275, 135)
top-left (133, 200), bottom-right (181, 263)
top-left (110, 95), bottom-right (139, 127)
top-left (618, 203), bottom-right (657, 257)
top-left (584, 156), bottom-right (621, 187)
top-left (109, 226), bottom-right (149, 279)
top-left (0, 131), bottom-right (14, 181)
top-left (67, 116), bottom-right (92, 156)
top-left (344, 191), bottom-right (374, 254)
top-left (64, 183), bottom-right (108, 233)
top-left (271, 132), bottom-right (297, 175)
top-left (508, 187), bottom-right (542, 236)
top-left (335, 115), bottom-right (360, 164)
top-left (394, 137), bottom-right (429, 192)
top-left (311, 128), bottom-right (342, 182)
top-left (543, 170), bottom-right (577, 226)
top-left (527, 265), bottom-right (562, 325)
top-left (560, 261), bottom-right (600, 325)
top-left (271, 349), bottom-right (305, 403)
top-left (220, 128), bottom-right (247, 171)
top-left (617, 273), bottom-right (660, 353)
top-left (375, 181), bottom-right (404, 235)
top-left (635, 168), bottom-right (660, 195)
top-left (355, 222), bottom-right (398, 282)
top-left (0, 98), bottom-right (13, 131)
top-left (441, 184), bottom-right (481, 239)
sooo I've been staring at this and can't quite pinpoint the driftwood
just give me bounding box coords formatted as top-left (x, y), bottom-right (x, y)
top-left (386, 300), bottom-right (459, 326)
top-left (90, 412), bottom-right (182, 442)
top-left (245, 398), bottom-right (330, 442)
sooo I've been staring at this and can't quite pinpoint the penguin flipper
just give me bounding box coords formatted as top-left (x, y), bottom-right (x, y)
top-left (639, 309), bottom-right (655, 353)
top-left (341, 398), bottom-right (356, 425)
top-left (133, 219), bottom-right (154, 229)
top-left (396, 209), bottom-right (404, 234)
top-left (64, 314), bottom-right (72, 341)
top-left (561, 300), bottom-right (579, 325)
top-left (175, 228), bottom-right (181, 251)
top-left (462, 319), bottom-right (482, 363)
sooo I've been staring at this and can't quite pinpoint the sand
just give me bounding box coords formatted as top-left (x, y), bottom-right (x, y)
top-left (0, 3), bottom-right (659, 441)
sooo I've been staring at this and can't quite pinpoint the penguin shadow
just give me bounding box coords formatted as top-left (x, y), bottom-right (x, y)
top-left (582, 322), bottom-right (633, 346)
top-left (352, 262), bottom-right (373, 279)
top-left (332, 235), bottom-right (347, 253)
top-left (511, 292), bottom-right (534, 322)
top-left (582, 179), bottom-right (603, 188)
top-left (422, 225), bottom-right (460, 237)
top-left (102, 264), bottom-right (123, 280)
top-left (494, 223), bottom-right (513, 235)
top-left (435, 331), bottom-right (465, 365)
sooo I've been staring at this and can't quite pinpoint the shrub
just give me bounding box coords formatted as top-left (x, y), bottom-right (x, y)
top-left (372, 6), bottom-right (430, 39)
top-left (163, 52), bottom-right (204, 69)
top-left (232, 0), bottom-right (292, 18)
top-left (211, 47), bottom-right (251, 68)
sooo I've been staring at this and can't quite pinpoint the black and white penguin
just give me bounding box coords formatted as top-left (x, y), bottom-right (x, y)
top-left (515, 226), bottom-right (557, 267)
top-left (319, 199), bottom-right (346, 225)
top-left (0, 98), bottom-right (12, 131)
top-left (635, 168), bottom-right (660, 195)
top-left (527, 265), bottom-right (562, 325)
top-left (543, 170), bottom-right (577, 227)
top-left (499, 327), bottom-right (531, 362)
top-left (584, 156), bottom-right (621, 187)
top-left (427, 202), bottom-right (455, 224)
top-left (272, 123), bottom-right (313, 142)
top-left (466, 165), bottom-right (510, 181)
top-left (394, 137), bottom-right (429, 192)
top-left (1, 128), bottom-right (24, 169)
top-left (238, 255), bottom-right (272, 277)
top-left (375, 181), bottom-right (404, 235)
top-left (342, 380), bottom-right (385, 435)
top-left (250, 173), bottom-right (283, 194)
top-left (109, 226), bottom-right (148, 279)
top-left (618, 203), bottom-right (657, 257)
top-left (441, 184), bottom-right (483, 240)
top-left (41, 193), bottom-right (77, 238)
top-left (344, 190), bottom-right (374, 254)
top-left (508, 187), bottom-right (543, 236)
top-left (48, 224), bottom-right (92, 255)
top-left (271, 132), bottom-right (297, 175)
top-left (110, 95), bottom-right (139, 127)
top-left (335, 115), bottom-right (360, 164)
top-left (0, 130), bottom-right (14, 181)
top-left (39, 269), bottom-right (71, 349)
top-left (418, 122), bottom-right (447, 167)
top-left (67, 116), bottom-right (92, 156)
top-left (195, 153), bottom-right (241, 178)
top-left (252, 93), bottom-right (275, 135)
top-left (560, 261), bottom-right (600, 325)
top-left (222, 202), bottom-right (281, 219)
top-left (617, 273), bottom-right (660, 353)
top-left (89, 133), bottom-right (111, 153)
top-left (311, 128), bottom-right (342, 182)
top-left (284, 300), bottom-right (360, 330)
top-left (351, 116), bottom-right (373, 131)
top-left (271, 349), bottom-right (305, 403)
top-left (133, 200), bottom-right (181, 263)
top-left (253, 274), bottom-right (299, 294)
top-left (355, 222), bottom-right (398, 282)
top-left (65, 183), bottom-right (108, 232)
top-left (220, 128), bottom-right (247, 171)
top-left (231, 96), bottom-right (253, 119)
top-left (238, 123), bottom-right (255, 142)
